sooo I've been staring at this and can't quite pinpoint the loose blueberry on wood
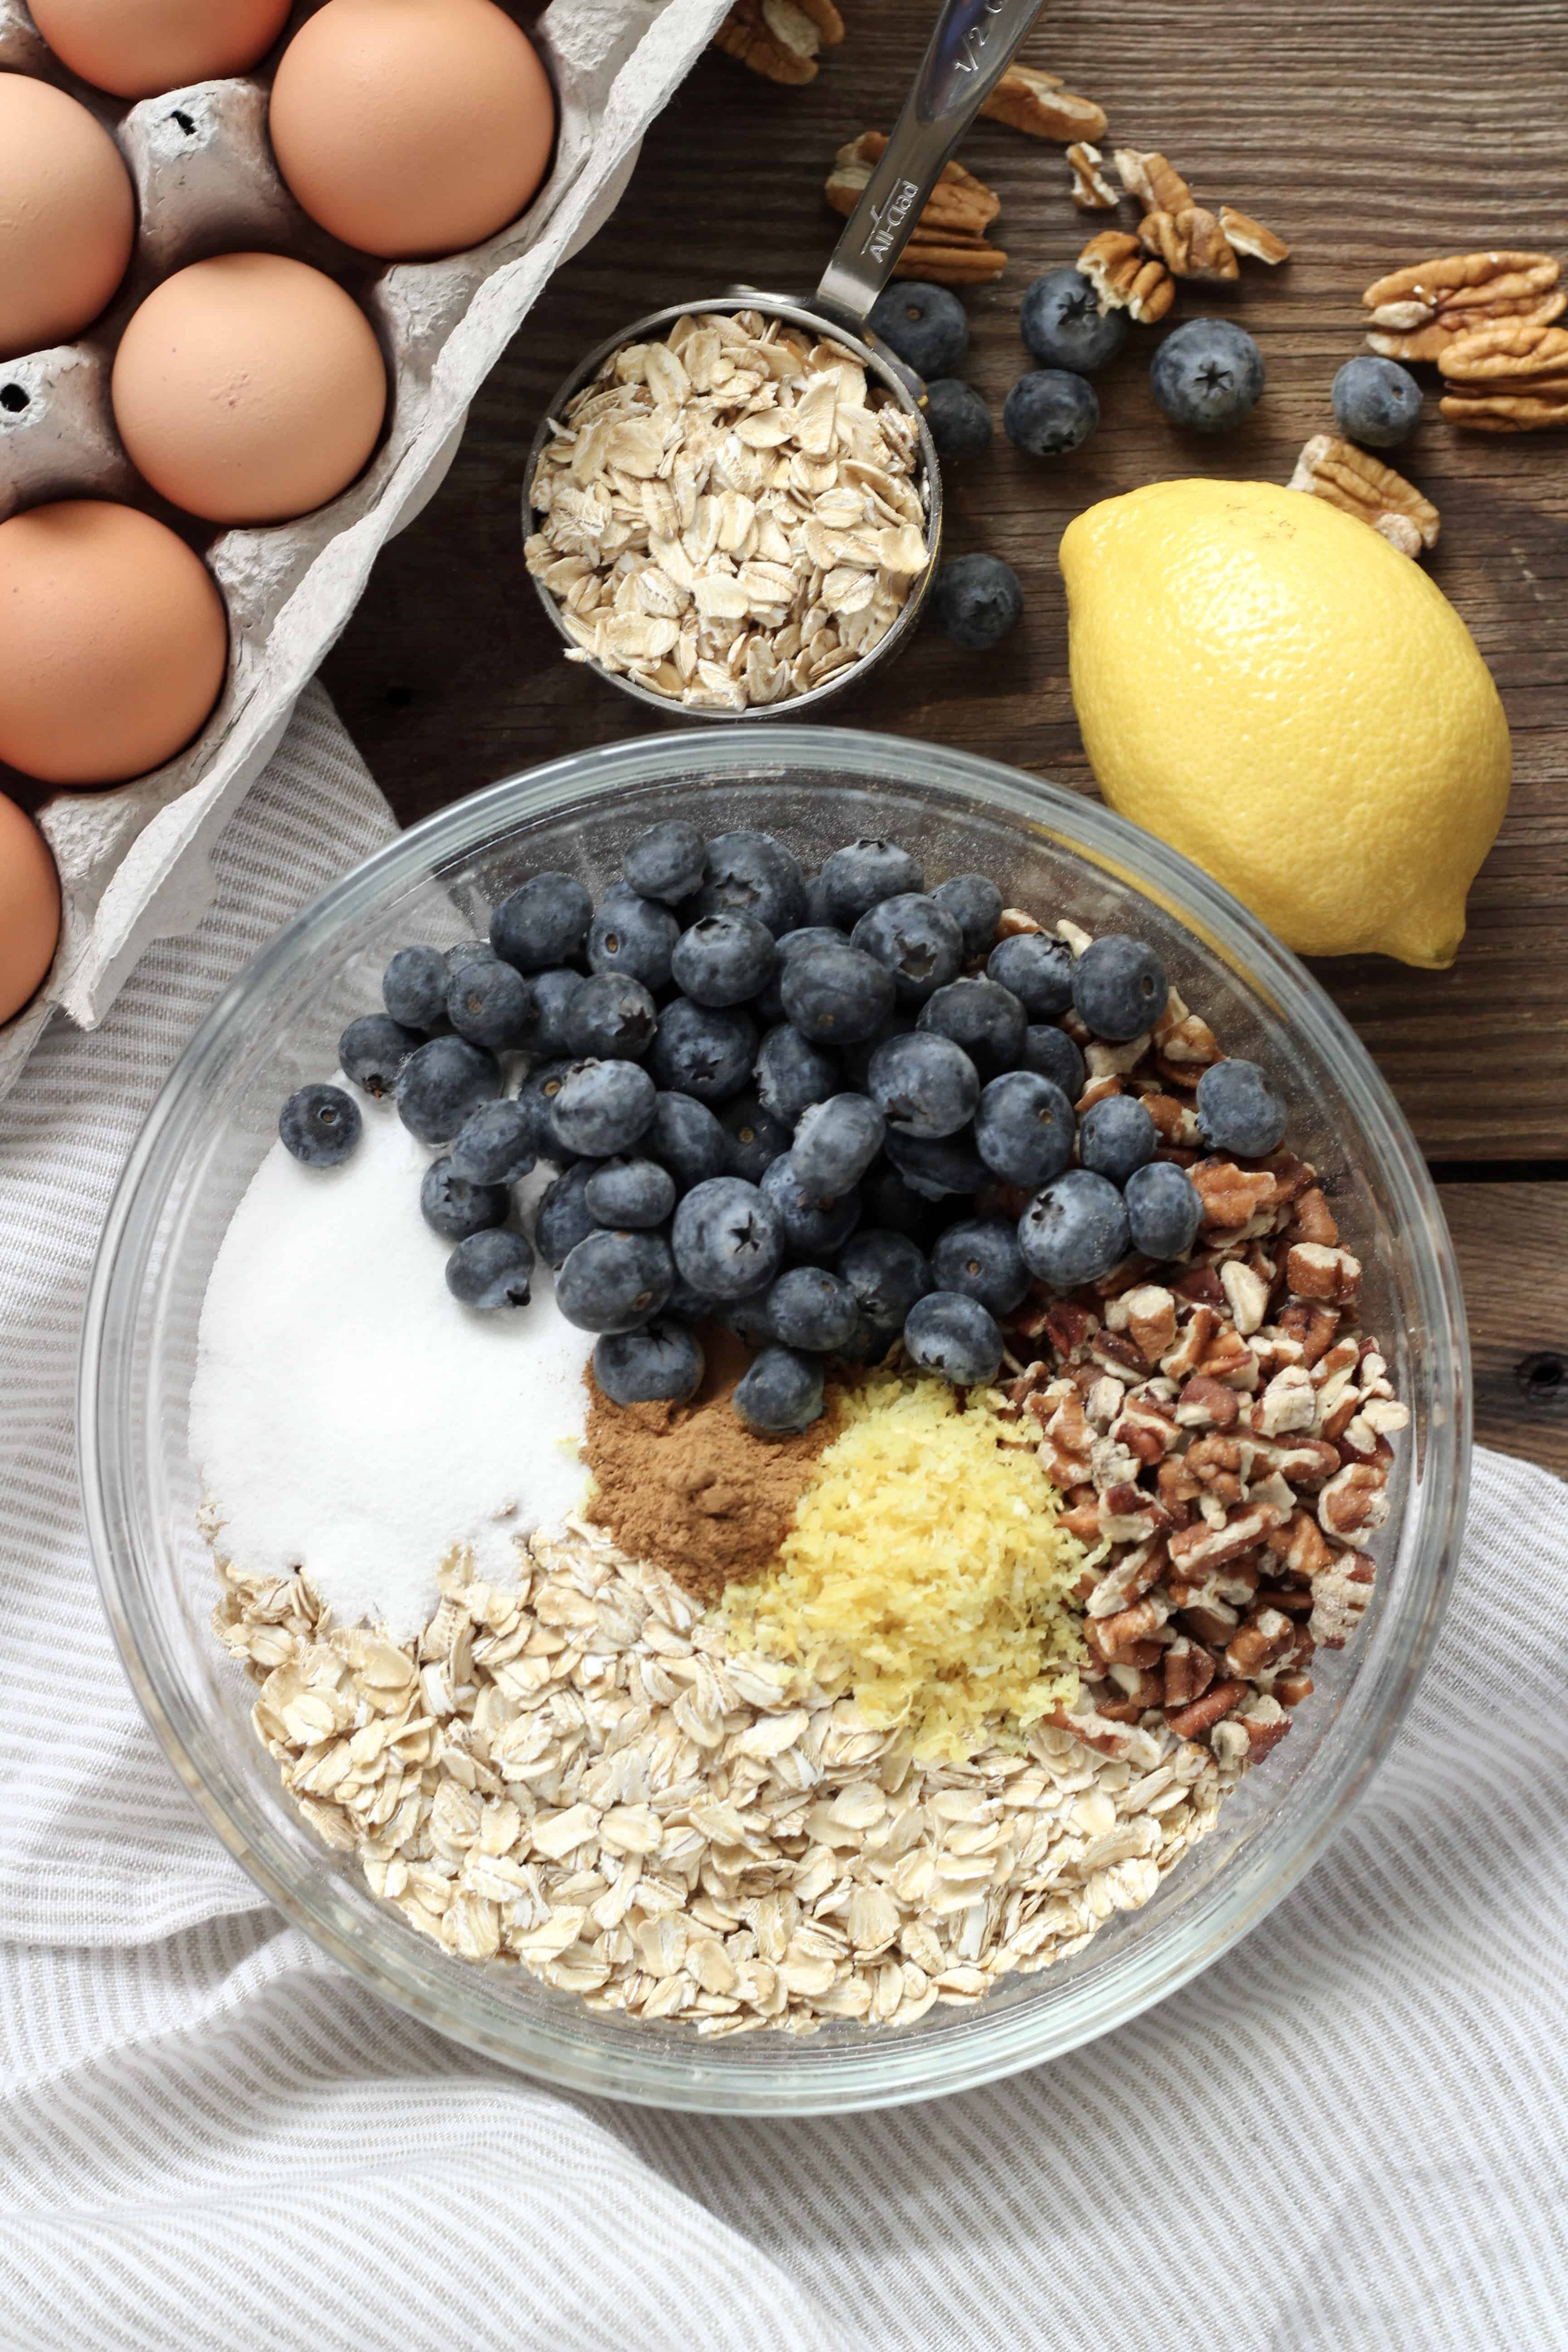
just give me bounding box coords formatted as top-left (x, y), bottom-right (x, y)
top-left (868, 280), bottom-right (969, 376)
top-left (1019, 267), bottom-right (1129, 374)
top-left (1331, 355), bottom-right (1422, 450)
top-left (1150, 319), bottom-right (1264, 434)
top-left (923, 377), bottom-right (992, 459)
top-left (928, 554), bottom-right (1024, 651)
top-left (1004, 369), bottom-right (1099, 456)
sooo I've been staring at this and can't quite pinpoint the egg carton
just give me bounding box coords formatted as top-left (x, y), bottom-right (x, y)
top-left (0, 0), bottom-right (732, 1102)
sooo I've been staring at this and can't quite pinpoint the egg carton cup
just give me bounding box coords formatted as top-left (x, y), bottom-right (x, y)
top-left (0, 0), bottom-right (732, 1102)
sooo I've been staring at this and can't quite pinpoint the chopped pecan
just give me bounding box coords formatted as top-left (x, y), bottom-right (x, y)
top-left (1250, 1436), bottom-right (1340, 1490)
top-left (1288, 435), bottom-right (1439, 559)
top-left (1220, 1258), bottom-right (1270, 1337)
top-left (1175, 1372), bottom-right (1242, 1430)
top-left (714, 0), bottom-right (844, 82)
top-left (1438, 319), bottom-right (1568, 432)
top-left (1191, 1161), bottom-right (1278, 1232)
top-left (1068, 141), bottom-right (1119, 210)
top-left (1098, 1482), bottom-right (1167, 1544)
top-left (1173, 1264), bottom-right (1226, 1308)
top-left (1224, 1606), bottom-right (1296, 1680)
top-left (1213, 1692), bottom-right (1290, 1769)
top-left (1109, 1283), bottom-right (1178, 1365)
top-left (1161, 1636), bottom-right (1215, 1711)
top-left (1078, 230), bottom-right (1176, 324)
top-left (1286, 1242), bottom-right (1362, 1309)
top-left (1157, 1456), bottom-right (1200, 1521)
top-left (1088, 1327), bottom-right (1148, 1382)
top-left (1288, 1186), bottom-right (1339, 1249)
top-left (1196, 1323), bottom-right (1259, 1388)
top-left (1309, 1550), bottom-right (1375, 1649)
top-left (1060, 1498), bottom-right (1104, 1544)
top-left (1164, 1678), bottom-right (1248, 1743)
top-left (1254, 1583), bottom-right (1315, 1616)
top-left (1272, 1670), bottom-right (1315, 1707)
top-left (1115, 1391), bottom-right (1181, 1462)
top-left (1318, 1461), bottom-right (1390, 1551)
top-left (1276, 1298), bottom-right (1340, 1366)
top-left (1113, 148), bottom-right (1192, 211)
top-left (1087, 1538), bottom-right (1168, 1618)
top-left (1168, 1500), bottom-right (1284, 1578)
top-left (1362, 250), bottom-right (1564, 363)
top-left (1254, 1364), bottom-right (1317, 1437)
top-left (1142, 1091), bottom-right (1199, 1146)
top-left (1045, 1300), bottom-right (1098, 1357)
top-left (1177, 1603), bottom-right (1239, 1646)
top-left (1266, 1507), bottom-right (1333, 1582)
top-left (996, 905), bottom-right (1042, 938)
top-left (1086, 1594), bottom-right (1170, 1666)
top-left (1139, 206), bottom-right (1238, 281)
top-left (1152, 995), bottom-right (1222, 1087)
top-left (1106, 1664), bottom-right (1166, 1711)
top-left (1219, 205), bottom-right (1290, 265)
top-left (980, 62), bottom-right (1107, 143)
top-left (1161, 1304), bottom-right (1220, 1384)
top-left (1039, 1391), bottom-right (1095, 1488)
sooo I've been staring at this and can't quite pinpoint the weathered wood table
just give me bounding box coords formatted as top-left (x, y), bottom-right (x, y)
top-left (327, 0), bottom-right (1568, 1472)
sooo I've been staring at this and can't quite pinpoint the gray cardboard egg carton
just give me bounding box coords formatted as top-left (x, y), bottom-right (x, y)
top-left (0, 0), bottom-right (730, 1100)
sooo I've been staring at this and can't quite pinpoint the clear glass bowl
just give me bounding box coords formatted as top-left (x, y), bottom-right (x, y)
top-left (79, 726), bottom-right (1471, 2114)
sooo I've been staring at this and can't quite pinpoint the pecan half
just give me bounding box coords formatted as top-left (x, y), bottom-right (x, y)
top-left (1068, 142), bottom-right (1119, 211)
top-left (980, 63), bottom-right (1107, 144)
top-left (714, 0), bottom-right (844, 84)
top-left (1219, 205), bottom-right (1290, 265)
top-left (1078, 230), bottom-right (1175, 324)
top-left (1438, 319), bottom-right (1568, 432)
top-left (1139, 206), bottom-right (1238, 282)
top-left (1288, 435), bottom-right (1440, 559)
top-left (1114, 148), bottom-right (1192, 212)
top-left (1362, 250), bottom-right (1564, 363)
top-left (1286, 1242), bottom-right (1362, 1310)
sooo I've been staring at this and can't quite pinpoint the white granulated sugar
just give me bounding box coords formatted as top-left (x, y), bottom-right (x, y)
top-left (191, 1101), bottom-right (593, 1640)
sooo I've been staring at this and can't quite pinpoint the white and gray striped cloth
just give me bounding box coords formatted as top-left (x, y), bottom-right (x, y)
top-left (3, 688), bottom-right (1566, 2352)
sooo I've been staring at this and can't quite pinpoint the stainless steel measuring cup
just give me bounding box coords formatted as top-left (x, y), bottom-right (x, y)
top-left (523, 0), bottom-right (1048, 720)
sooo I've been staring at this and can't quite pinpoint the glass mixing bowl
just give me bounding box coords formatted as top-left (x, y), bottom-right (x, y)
top-left (79, 727), bottom-right (1470, 2115)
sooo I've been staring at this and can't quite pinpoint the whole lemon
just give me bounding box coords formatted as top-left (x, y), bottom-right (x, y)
top-left (1060, 479), bottom-right (1511, 966)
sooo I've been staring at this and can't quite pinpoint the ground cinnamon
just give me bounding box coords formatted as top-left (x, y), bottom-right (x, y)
top-left (583, 1326), bottom-right (836, 1602)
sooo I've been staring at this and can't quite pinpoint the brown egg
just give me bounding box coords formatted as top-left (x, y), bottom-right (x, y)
top-left (112, 255), bottom-right (388, 526)
top-left (0, 793), bottom-right (62, 1025)
top-left (28, 0), bottom-right (293, 101)
top-left (0, 502), bottom-right (228, 787)
top-left (0, 78), bottom-right (136, 363)
top-left (270, 0), bottom-right (556, 262)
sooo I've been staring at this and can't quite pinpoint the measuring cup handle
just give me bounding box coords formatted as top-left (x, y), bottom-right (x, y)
top-left (814, 0), bottom-right (1048, 333)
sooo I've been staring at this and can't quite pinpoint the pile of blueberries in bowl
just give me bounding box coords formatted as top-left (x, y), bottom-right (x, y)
top-left (278, 821), bottom-right (1287, 1436)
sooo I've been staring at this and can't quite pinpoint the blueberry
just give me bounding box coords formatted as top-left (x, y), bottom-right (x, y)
top-left (917, 975), bottom-right (1026, 1074)
top-left (867, 1031), bottom-right (980, 1139)
top-left (868, 280), bottom-right (968, 377)
top-left (445, 939), bottom-right (497, 974)
top-left (1195, 1058), bottom-right (1288, 1158)
top-left (523, 967), bottom-right (585, 1058)
top-left (1018, 1022), bottom-right (1085, 1100)
top-left (1124, 1159), bottom-right (1203, 1259)
top-left (1018, 1169), bottom-right (1130, 1287)
top-left (1078, 1093), bottom-right (1158, 1186)
top-left (838, 1227), bottom-right (931, 1327)
top-left (1151, 318), bottom-right (1264, 434)
top-left (1004, 369), bottom-right (1098, 457)
top-left (382, 945), bottom-right (450, 1032)
top-left (448, 1098), bottom-right (537, 1185)
top-left (548, 1059), bottom-right (657, 1159)
top-left (781, 941), bottom-right (896, 1044)
top-left (593, 1321), bottom-right (705, 1406)
top-left (564, 971), bottom-right (657, 1061)
top-left (279, 1082), bottom-right (361, 1167)
top-left (672, 1176), bottom-right (785, 1300)
top-left (803, 872), bottom-right (835, 927)
top-left (671, 910), bottom-right (777, 1007)
top-left (556, 1228), bottom-right (674, 1334)
top-left (903, 1292), bottom-right (1003, 1387)
top-left (765, 1266), bottom-right (860, 1353)
top-left (583, 1156), bottom-right (677, 1229)
top-left (420, 1156), bottom-right (510, 1241)
top-left (446, 958), bottom-right (535, 1054)
top-left (733, 1347), bottom-right (824, 1435)
top-left (838, 1012), bottom-right (915, 1091)
top-left (1019, 266), bottom-right (1129, 375)
top-left (837, 1314), bottom-right (899, 1366)
top-left (588, 894), bottom-right (678, 991)
top-left (852, 894), bottom-right (965, 1006)
top-left (624, 819), bottom-right (706, 905)
top-left (720, 1091), bottom-right (792, 1182)
top-left (759, 1154), bottom-right (861, 1257)
top-left (931, 1215), bottom-right (1029, 1317)
top-left (974, 1070), bottom-right (1075, 1187)
top-left (647, 1091), bottom-right (729, 1191)
top-left (928, 554), bottom-right (1024, 651)
top-left (515, 1058), bottom-right (578, 1157)
top-left (755, 926), bottom-right (848, 1023)
top-left (882, 1127), bottom-right (986, 1200)
top-left (534, 1161), bottom-right (600, 1268)
top-left (814, 838), bottom-right (925, 931)
top-left (490, 872), bottom-right (592, 971)
top-left (861, 1161), bottom-right (945, 1245)
top-left (1332, 354), bottom-right (1422, 451)
top-left (923, 377), bottom-right (992, 458)
top-left (721, 1292), bottom-right (778, 1349)
top-left (791, 1093), bottom-right (885, 1194)
top-left (987, 931), bottom-right (1074, 1018)
top-left (396, 1036), bottom-right (500, 1144)
top-left (446, 1227), bottom-right (534, 1310)
top-left (648, 999), bottom-right (758, 1102)
top-left (931, 873), bottom-right (1003, 958)
top-left (687, 830), bottom-right (805, 937)
top-left (338, 1013), bottom-right (419, 1100)
top-left (755, 1022), bottom-right (839, 1125)
top-left (1072, 934), bottom-right (1168, 1042)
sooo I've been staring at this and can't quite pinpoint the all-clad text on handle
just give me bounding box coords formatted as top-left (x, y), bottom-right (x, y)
top-left (814, 0), bottom-right (1047, 333)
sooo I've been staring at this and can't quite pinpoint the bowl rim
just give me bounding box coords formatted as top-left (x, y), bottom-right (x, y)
top-left (78, 724), bottom-right (1472, 2113)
